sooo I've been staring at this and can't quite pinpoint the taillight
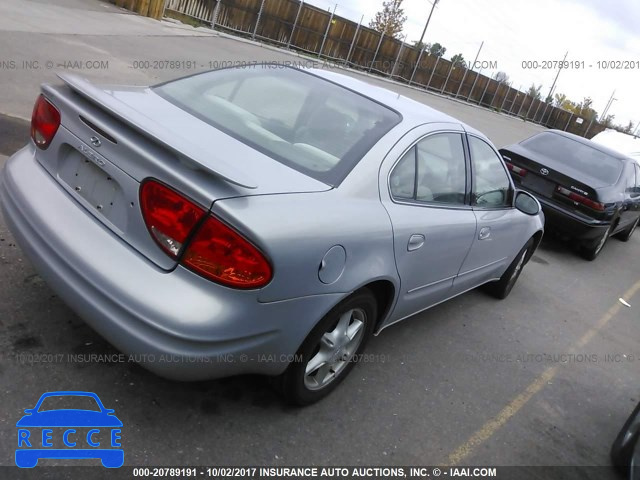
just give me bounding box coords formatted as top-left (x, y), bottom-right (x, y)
top-left (183, 215), bottom-right (272, 289)
top-left (140, 179), bottom-right (272, 289)
top-left (31, 95), bottom-right (61, 150)
top-left (140, 180), bottom-right (206, 257)
top-left (504, 161), bottom-right (527, 177)
top-left (556, 186), bottom-right (605, 211)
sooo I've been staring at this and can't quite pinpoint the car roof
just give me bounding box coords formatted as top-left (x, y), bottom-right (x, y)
top-left (306, 68), bottom-right (480, 134)
top-left (543, 129), bottom-right (631, 162)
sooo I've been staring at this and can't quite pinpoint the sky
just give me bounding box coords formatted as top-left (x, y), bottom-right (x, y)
top-left (305, 0), bottom-right (640, 129)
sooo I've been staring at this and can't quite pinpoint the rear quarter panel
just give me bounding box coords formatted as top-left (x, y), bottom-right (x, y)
top-left (212, 189), bottom-right (399, 304)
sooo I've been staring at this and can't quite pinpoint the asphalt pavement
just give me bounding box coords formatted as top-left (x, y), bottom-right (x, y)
top-left (0, 1), bottom-right (639, 478)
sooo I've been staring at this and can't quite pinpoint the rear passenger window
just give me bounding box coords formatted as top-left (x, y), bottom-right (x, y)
top-left (389, 148), bottom-right (416, 200)
top-left (469, 136), bottom-right (512, 208)
top-left (416, 133), bottom-right (467, 205)
top-left (389, 133), bottom-right (467, 206)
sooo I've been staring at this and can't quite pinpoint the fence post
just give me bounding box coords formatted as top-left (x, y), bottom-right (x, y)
top-left (525, 98), bottom-right (535, 120)
top-left (508, 91), bottom-right (518, 115)
top-left (564, 113), bottom-right (573, 131)
top-left (514, 86), bottom-right (524, 116)
top-left (478, 79), bottom-right (491, 106)
top-left (369, 31), bottom-right (385, 73)
top-left (409, 47), bottom-right (425, 85)
top-left (454, 66), bottom-right (470, 98)
top-left (540, 101), bottom-right (551, 125)
top-left (532, 99), bottom-right (544, 123)
top-left (210, 0), bottom-right (221, 28)
top-left (252, 0), bottom-right (266, 39)
top-left (466, 69), bottom-right (481, 102)
top-left (426, 55), bottom-right (439, 90)
top-left (584, 117), bottom-right (595, 138)
top-left (498, 83), bottom-right (511, 112)
top-left (319, 4), bottom-right (337, 58)
top-left (287, 0), bottom-right (304, 49)
top-left (390, 35), bottom-right (407, 79)
top-left (441, 63), bottom-right (454, 94)
top-left (345, 14), bottom-right (363, 66)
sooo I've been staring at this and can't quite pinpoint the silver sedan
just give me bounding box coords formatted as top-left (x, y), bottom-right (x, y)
top-left (0, 65), bottom-right (544, 404)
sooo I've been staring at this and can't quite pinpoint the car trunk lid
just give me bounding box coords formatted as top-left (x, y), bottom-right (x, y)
top-left (34, 75), bottom-right (330, 270)
top-left (501, 144), bottom-right (605, 217)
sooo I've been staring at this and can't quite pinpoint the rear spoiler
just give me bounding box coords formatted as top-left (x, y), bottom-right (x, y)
top-left (56, 73), bottom-right (257, 189)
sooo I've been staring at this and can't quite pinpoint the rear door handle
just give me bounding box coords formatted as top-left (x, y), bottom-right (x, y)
top-left (407, 234), bottom-right (425, 251)
top-left (479, 227), bottom-right (491, 240)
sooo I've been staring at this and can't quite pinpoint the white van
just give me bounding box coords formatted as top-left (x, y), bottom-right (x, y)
top-left (591, 129), bottom-right (640, 162)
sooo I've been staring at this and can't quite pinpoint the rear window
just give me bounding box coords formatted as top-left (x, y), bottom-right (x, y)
top-left (153, 66), bottom-right (401, 186)
top-left (521, 132), bottom-right (623, 185)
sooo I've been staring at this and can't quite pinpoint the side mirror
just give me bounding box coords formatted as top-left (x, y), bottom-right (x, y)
top-left (515, 190), bottom-right (541, 215)
top-left (23, 409), bottom-right (34, 415)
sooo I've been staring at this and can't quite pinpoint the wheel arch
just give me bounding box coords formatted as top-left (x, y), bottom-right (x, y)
top-left (525, 229), bottom-right (544, 264)
top-left (356, 279), bottom-right (397, 334)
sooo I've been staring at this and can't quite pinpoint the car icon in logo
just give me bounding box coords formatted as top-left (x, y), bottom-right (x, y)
top-left (540, 168), bottom-right (550, 176)
top-left (15, 391), bottom-right (123, 468)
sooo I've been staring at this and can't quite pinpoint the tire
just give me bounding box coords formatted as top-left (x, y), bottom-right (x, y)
top-left (277, 289), bottom-right (377, 406)
top-left (617, 216), bottom-right (640, 242)
top-left (580, 223), bottom-right (612, 261)
top-left (611, 402), bottom-right (640, 471)
top-left (485, 239), bottom-right (533, 300)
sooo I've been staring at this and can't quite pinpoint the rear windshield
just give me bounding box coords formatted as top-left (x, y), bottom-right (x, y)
top-left (521, 132), bottom-right (623, 185)
top-left (153, 66), bottom-right (401, 186)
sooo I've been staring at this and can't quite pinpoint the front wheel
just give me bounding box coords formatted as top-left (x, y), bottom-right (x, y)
top-left (484, 239), bottom-right (533, 300)
top-left (277, 289), bottom-right (377, 406)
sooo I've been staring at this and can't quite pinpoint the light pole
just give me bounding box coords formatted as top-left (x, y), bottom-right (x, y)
top-left (417, 0), bottom-right (439, 49)
top-left (547, 51), bottom-right (568, 102)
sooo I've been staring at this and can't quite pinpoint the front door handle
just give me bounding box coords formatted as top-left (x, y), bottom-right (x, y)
top-left (408, 234), bottom-right (425, 251)
top-left (479, 227), bottom-right (491, 240)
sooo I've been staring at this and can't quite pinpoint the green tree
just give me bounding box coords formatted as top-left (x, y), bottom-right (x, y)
top-left (450, 53), bottom-right (466, 68)
top-left (369, 0), bottom-right (407, 39)
top-left (429, 42), bottom-right (446, 56)
top-left (527, 84), bottom-right (542, 100)
top-left (553, 93), bottom-right (567, 107)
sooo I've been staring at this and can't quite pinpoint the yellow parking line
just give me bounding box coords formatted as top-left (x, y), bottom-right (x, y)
top-left (446, 279), bottom-right (640, 467)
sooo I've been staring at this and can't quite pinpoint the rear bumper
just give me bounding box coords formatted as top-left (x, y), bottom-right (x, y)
top-left (520, 188), bottom-right (611, 243)
top-left (0, 146), bottom-right (342, 380)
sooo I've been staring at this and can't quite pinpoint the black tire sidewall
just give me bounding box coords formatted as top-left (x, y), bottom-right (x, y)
top-left (582, 224), bottom-right (612, 260)
top-left (488, 239), bottom-right (533, 299)
top-left (280, 289), bottom-right (377, 406)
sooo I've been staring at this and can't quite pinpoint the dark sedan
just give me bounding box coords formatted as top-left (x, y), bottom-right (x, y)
top-left (500, 130), bottom-right (640, 260)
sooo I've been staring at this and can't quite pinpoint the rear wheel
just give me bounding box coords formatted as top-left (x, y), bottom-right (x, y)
top-left (485, 239), bottom-right (533, 300)
top-left (580, 224), bottom-right (612, 260)
top-left (617, 216), bottom-right (640, 242)
top-left (277, 289), bottom-right (377, 406)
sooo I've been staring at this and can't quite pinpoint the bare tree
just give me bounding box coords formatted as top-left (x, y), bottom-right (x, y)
top-left (369, 0), bottom-right (407, 39)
